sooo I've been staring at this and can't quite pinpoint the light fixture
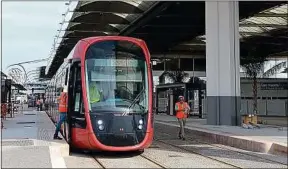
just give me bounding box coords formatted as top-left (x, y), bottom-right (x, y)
top-left (99, 125), bottom-right (104, 130)
top-left (138, 125), bottom-right (143, 130)
top-left (97, 120), bottom-right (103, 125)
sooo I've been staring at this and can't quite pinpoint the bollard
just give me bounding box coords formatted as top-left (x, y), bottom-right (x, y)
top-left (21, 103), bottom-right (24, 113)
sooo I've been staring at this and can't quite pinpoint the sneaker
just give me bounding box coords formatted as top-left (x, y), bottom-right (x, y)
top-left (182, 137), bottom-right (186, 140)
top-left (53, 136), bottom-right (62, 140)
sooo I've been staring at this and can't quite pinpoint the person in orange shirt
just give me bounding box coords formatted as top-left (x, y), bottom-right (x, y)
top-left (175, 95), bottom-right (190, 140)
top-left (53, 89), bottom-right (68, 140)
top-left (36, 98), bottom-right (41, 111)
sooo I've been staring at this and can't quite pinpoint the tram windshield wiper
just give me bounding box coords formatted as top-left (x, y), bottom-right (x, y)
top-left (127, 88), bottom-right (145, 110)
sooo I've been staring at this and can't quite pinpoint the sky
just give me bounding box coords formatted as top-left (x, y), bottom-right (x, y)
top-left (2, 1), bottom-right (68, 76)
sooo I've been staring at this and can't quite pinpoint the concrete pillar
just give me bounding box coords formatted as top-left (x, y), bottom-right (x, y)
top-left (205, 1), bottom-right (241, 126)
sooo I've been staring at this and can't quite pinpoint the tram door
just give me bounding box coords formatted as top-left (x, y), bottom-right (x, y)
top-left (66, 60), bottom-right (86, 142)
top-left (63, 67), bottom-right (69, 142)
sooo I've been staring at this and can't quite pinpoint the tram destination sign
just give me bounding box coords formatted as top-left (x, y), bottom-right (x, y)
top-left (260, 83), bottom-right (288, 90)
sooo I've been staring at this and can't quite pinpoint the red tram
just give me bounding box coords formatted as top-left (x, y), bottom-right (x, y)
top-left (45, 36), bottom-right (154, 152)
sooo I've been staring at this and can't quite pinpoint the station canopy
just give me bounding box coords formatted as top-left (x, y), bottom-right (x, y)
top-left (1, 71), bottom-right (26, 90)
top-left (1, 71), bottom-right (8, 79)
top-left (46, 1), bottom-right (288, 78)
top-left (11, 83), bottom-right (26, 91)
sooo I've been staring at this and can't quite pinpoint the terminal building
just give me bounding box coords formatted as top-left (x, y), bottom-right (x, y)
top-left (41, 1), bottom-right (287, 126)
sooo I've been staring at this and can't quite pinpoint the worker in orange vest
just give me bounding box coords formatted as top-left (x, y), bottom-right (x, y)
top-left (53, 89), bottom-right (68, 140)
top-left (36, 99), bottom-right (41, 111)
top-left (175, 95), bottom-right (190, 140)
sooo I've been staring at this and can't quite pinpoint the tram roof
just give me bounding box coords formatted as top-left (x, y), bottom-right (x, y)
top-left (46, 1), bottom-right (288, 78)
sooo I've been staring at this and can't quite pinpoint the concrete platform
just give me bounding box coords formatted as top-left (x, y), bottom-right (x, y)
top-left (1, 109), bottom-right (69, 168)
top-left (155, 114), bottom-right (288, 156)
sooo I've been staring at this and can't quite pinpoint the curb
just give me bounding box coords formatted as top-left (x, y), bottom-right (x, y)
top-left (155, 121), bottom-right (287, 156)
top-left (43, 111), bottom-right (70, 157)
top-left (269, 143), bottom-right (288, 155)
top-left (48, 141), bottom-right (70, 157)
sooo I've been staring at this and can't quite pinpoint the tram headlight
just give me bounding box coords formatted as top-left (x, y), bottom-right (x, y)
top-left (139, 119), bottom-right (143, 125)
top-left (138, 124), bottom-right (143, 130)
top-left (98, 125), bottom-right (104, 131)
top-left (97, 120), bottom-right (103, 125)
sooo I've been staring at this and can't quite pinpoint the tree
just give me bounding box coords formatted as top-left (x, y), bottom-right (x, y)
top-left (159, 69), bottom-right (189, 84)
top-left (241, 48), bottom-right (287, 116)
top-left (187, 76), bottom-right (205, 86)
top-left (241, 47), bottom-right (266, 115)
top-left (262, 61), bottom-right (287, 78)
top-left (242, 60), bottom-right (264, 115)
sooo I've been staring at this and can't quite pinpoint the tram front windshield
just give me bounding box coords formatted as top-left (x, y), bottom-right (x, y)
top-left (85, 40), bottom-right (148, 114)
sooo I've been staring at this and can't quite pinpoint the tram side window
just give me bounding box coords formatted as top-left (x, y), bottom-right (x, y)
top-left (64, 68), bottom-right (69, 85)
top-left (72, 65), bottom-right (84, 116)
top-left (74, 93), bottom-right (80, 112)
top-left (74, 92), bottom-right (84, 115)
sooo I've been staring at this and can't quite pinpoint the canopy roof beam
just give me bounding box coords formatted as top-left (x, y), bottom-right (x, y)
top-left (239, 23), bottom-right (288, 28)
top-left (69, 10), bottom-right (142, 15)
top-left (60, 30), bottom-right (117, 35)
top-left (254, 13), bottom-right (288, 17)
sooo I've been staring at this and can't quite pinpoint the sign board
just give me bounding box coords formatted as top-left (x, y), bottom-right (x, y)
top-left (260, 83), bottom-right (288, 90)
top-left (25, 83), bottom-right (47, 89)
top-left (93, 59), bottom-right (141, 67)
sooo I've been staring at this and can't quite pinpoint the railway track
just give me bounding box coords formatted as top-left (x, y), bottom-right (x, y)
top-left (89, 133), bottom-right (286, 168)
top-left (92, 157), bottom-right (106, 169)
top-left (186, 135), bottom-right (288, 165)
top-left (90, 141), bottom-right (240, 168)
top-left (154, 129), bottom-right (288, 168)
top-left (76, 125), bottom-right (287, 168)
top-left (154, 139), bottom-right (241, 169)
top-left (139, 154), bottom-right (168, 168)
top-left (92, 152), bottom-right (167, 168)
